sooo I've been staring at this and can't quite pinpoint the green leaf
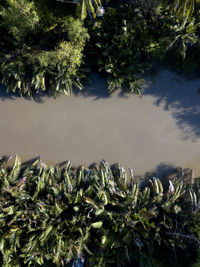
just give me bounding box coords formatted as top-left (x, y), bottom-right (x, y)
top-left (91, 221), bottom-right (103, 228)
top-left (79, 0), bottom-right (87, 21)
top-left (3, 206), bottom-right (14, 215)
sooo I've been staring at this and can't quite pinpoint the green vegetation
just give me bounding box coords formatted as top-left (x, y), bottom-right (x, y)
top-left (1, 2), bottom-right (200, 266)
top-left (0, 0), bottom-right (89, 96)
top-left (88, 0), bottom-right (200, 93)
top-left (0, 156), bottom-right (200, 266)
top-left (0, 0), bottom-right (200, 96)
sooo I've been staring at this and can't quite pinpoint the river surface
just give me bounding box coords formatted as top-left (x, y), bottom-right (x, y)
top-left (0, 69), bottom-right (200, 177)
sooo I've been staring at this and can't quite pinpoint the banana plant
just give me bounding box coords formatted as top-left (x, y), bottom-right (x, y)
top-left (166, 0), bottom-right (198, 59)
top-left (149, 177), bottom-right (164, 203)
top-left (0, 156), bottom-right (199, 266)
top-left (76, 0), bottom-right (102, 20)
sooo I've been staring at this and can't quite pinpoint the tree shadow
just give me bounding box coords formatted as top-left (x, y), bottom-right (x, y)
top-left (135, 163), bottom-right (176, 188)
top-left (143, 68), bottom-right (200, 141)
top-left (139, 161), bottom-right (197, 189)
top-left (74, 72), bottom-right (110, 100)
top-left (0, 84), bottom-right (58, 103)
top-left (0, 85), bottom-right (17, 101)
top-left (153, 162), bottom-right (178, 179)
top-left (21, 156), bottom-right (41, 168)
top-left (76, 72), bottom-right (140, 100)
top-left (0, 73), bottom-right (110, 102)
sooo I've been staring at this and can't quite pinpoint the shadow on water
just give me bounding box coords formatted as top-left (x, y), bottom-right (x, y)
top-left (21, 157), bottom-right (41, 168)
top-left (138, 162), bottom-right (198, 189)
top-left (0, 84), bottom-right (55, 103)
top-left (144, 68), bottom-right (200, 141)
top-left (135, 163), bottom-right (177, 187)
top-left (0, 85), bottom-right (17, 101)
top-left (153, 162), bottom-right (177, 179)
top-left (76, 72), bottom-right (136, 100)
top-left (0, 73), bottom-right (110, 102)
top-left (74, 72), bottom-right (110, 100)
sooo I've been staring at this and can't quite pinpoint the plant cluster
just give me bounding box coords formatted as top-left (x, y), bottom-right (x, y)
top-left (0, 0), bottom-right (200, 96)
top-left (87, 7), bottom-right (152, 94)
top-left (0, 0), bottom-right (89, 96)
top-left (87, 0), bottom-right (200, 94)
top-left (0, 156), bottom-right (200, 266)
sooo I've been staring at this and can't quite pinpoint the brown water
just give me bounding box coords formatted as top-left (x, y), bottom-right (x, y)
top-left (0, 69), bottom-right (200, 177)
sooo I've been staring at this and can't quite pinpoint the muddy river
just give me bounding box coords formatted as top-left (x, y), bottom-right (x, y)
top-left (0, 69), bottom-right (200, 177)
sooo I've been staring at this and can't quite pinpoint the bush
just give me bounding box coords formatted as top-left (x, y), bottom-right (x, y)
top-left (0, 0), bottom-right (39, 46)
top-left (87, 7), bottom-right (152, 95)
top-left (0, 1), bottom-right (89, 96)
top-left (0, 41), bottom-right (86, 96)
top-left (0, 155), bottom-right (200, 266)
top-left (1, 0), bottom-right (200, 96)
top-left (86, 0), bottom-right (200, 94)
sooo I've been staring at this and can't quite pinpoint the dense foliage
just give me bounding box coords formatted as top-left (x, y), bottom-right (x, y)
top-left (87, 0), bottom-right (200, 93)
top-left (0, 0), bottom-right (200, 95)
top-left (0, 156), bottom-right (200, 266)
top-left (0, 0), bottom-right (89, 96)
